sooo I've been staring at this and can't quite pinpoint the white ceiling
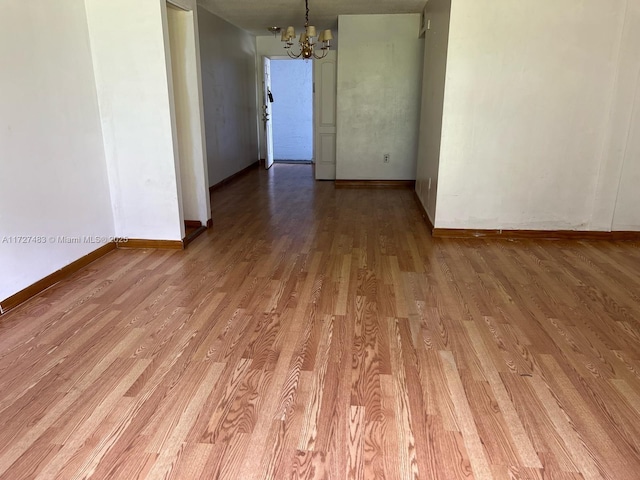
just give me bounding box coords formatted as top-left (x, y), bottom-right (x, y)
top-left (197, 0), bottom-right (427, 36)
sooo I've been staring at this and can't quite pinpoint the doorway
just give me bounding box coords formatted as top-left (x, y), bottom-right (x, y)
top-left (165, 2), bottom-right (211, 237)
top-left (270, 60), bottom-right (313, 163)
top-left (261, 51), bottom-right (337, 179)
top-left (262, 58), bottom-right (313, 169)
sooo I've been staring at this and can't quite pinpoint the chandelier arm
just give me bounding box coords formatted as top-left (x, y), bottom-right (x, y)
top-left (313, 48), bottom-right (328, 60)
top-left (287, 49), bottom-right (302, 59)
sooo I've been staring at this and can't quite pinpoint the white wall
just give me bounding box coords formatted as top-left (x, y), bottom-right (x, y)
top-left (336, 14), bottom-right (423, 180)
top-left (198, 7), bottom-right (259, 186)
top-left (434, 0), bottom-right (640, 231)
top-left (85, 0), bottom-right (184, 240)
top-left (167, 4), bottom-right (211, 224)
top-left (415, 0), bottom-right (451, 223)
top-left (271, 60), bottom-right (313, 161)
top-left (0, 0), bottom-right (115, 302)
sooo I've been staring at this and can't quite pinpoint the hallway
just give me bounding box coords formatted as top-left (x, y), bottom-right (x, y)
top-left (1, 164), bottom-right (640, 479)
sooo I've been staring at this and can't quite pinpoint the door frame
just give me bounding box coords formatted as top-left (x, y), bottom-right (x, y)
top-left (163, 0), bottom-right (211, 231)
top-left (313, 50), bottom-right (337, 180)
top-left (260, 55), bottom-right (317, 169)
top-left (262, 56), bottom-right (317, 168)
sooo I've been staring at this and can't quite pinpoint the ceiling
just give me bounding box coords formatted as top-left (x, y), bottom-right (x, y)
top-left (197, 0), bottom-right (427, 36)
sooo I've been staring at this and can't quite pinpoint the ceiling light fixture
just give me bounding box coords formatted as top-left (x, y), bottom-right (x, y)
top-left (280, 0), bottom-right (333, 60)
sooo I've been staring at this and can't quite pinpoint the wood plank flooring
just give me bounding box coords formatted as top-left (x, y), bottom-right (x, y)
top-left (1, 164), bottom-right (640, 479)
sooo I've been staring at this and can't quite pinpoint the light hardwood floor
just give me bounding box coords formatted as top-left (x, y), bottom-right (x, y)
top-left (1, 164), bottom-right (640, 479)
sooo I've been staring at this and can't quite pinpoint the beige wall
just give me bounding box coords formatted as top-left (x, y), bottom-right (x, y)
top-left (434, 0), bottom-right (640, 231)
top-left (336, 14), bottom-right (424, 180)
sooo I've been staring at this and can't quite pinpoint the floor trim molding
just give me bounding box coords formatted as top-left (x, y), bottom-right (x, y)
top-left (116, 239), bottom-right (184, 250)
top-left (0, 242), bottom-right (117, 314)
top-left (274, 160), bottom-right (313, 164)
top-left (184, 220), bottom-right (202, 229)
top-left (409, 191), bottom-right (640, 241)
top-left (432, 228), bottom-right (640, 241)
top-left (335, 180), bottom-right (416, 189)
top-left (209, 161), bottom-right (260, 193)
top-left (183, 225), bottom-right (207, 248)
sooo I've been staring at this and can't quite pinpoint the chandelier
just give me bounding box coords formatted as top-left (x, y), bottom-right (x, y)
top-left (280, 0), bottom-right (333, 60)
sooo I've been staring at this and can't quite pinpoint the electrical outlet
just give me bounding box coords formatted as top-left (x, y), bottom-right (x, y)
top-left (384, 153), bottom-right (390, 163)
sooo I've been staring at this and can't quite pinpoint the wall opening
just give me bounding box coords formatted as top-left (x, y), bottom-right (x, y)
top-left (166, 2), bottom-right (210, 229)
top-left (270, 59), bottom-right (313, 163)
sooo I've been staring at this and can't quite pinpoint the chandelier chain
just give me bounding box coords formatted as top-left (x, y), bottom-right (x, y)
top-left (305, 0), bottom-right (310, 27)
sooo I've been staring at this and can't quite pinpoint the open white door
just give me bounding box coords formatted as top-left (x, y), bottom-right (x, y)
top-left (313, 50), bottom-right (337, 180)
top-left (263, 57), bottom-right (274, 169)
